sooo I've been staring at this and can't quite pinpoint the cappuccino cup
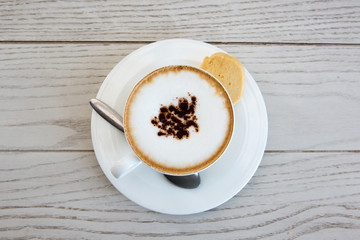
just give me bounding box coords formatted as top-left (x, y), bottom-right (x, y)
top-left (111, 65), bottom-right (234, 178)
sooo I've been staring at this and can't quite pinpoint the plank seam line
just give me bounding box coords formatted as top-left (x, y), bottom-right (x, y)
top-left (0, 40), bottom-right (359, 46)
top-left (0, 150), bottom-right (358, 153)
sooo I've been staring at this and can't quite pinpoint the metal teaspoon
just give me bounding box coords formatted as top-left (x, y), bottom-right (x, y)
top-left (89, 98), bottom-right (200, 189)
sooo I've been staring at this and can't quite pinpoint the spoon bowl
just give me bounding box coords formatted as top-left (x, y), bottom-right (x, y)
top-left (164, 173), bottom-right (200, 189)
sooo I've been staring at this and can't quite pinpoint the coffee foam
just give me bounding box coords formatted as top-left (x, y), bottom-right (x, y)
top-left (124, 66), bottom-right (234, 175)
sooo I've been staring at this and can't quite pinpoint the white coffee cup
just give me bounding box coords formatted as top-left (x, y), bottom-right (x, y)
top-left (110, 65), bottom-right (234, 178)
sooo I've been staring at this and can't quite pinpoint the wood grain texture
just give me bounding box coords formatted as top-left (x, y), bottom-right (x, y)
top-left (0, 151), bottom-right (359, 239)
top-left (1, 0), bottom-right (360, 43)
top-left (0, 43), bottom-right (359, 150)
top-left (0, 43), bottom-right (139, 151)
top-left (1, 0), bottom-right (359, 238)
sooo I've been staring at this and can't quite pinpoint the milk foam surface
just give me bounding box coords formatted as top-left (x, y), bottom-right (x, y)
top-left (125, 66), bottom-right (233, 174)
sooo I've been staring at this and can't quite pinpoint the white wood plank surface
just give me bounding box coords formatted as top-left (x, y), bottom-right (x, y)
top-left (1, 0), bottom-right (360, 43)
top-left (1, 0), bottom-right (359, 238)
top-left (1, 43), bottom-right (359, 151)
top-left (0, 151), bottom-right (359, 239)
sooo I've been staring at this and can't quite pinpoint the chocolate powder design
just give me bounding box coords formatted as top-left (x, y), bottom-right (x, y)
top-left (151, 94), bottom-right (199, 140)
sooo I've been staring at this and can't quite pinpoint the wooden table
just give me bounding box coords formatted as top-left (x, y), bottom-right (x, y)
top-left (1, 1), bottom-right (359, 239)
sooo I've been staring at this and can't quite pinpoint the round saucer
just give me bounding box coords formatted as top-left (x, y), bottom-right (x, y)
top-left (91, 39), bottom-right (268, 215)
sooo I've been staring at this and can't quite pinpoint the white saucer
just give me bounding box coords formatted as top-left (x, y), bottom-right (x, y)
top-left (91, 39), bottom-right (268, 215)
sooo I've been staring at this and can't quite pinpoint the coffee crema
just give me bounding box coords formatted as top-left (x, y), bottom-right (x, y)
top-left (124, 65), bottom-right (234, 175)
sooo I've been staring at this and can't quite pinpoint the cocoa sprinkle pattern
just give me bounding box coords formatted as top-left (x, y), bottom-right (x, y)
top-left (151, 94), bottom-right (199, 140)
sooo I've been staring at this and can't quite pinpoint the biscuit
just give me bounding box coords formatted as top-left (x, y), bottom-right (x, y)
top-left (201, 52), bottom-right (245, 104)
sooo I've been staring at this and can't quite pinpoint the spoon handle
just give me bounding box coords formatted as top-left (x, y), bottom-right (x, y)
top-left (90, 98), bottom-right (125, 132)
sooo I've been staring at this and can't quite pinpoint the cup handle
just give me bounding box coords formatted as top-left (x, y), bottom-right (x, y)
top-left (110, 153), bottom-right (142, 178)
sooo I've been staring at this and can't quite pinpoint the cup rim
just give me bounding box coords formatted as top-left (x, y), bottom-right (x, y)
top-left (123, 65), bottom-right (235, 176)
